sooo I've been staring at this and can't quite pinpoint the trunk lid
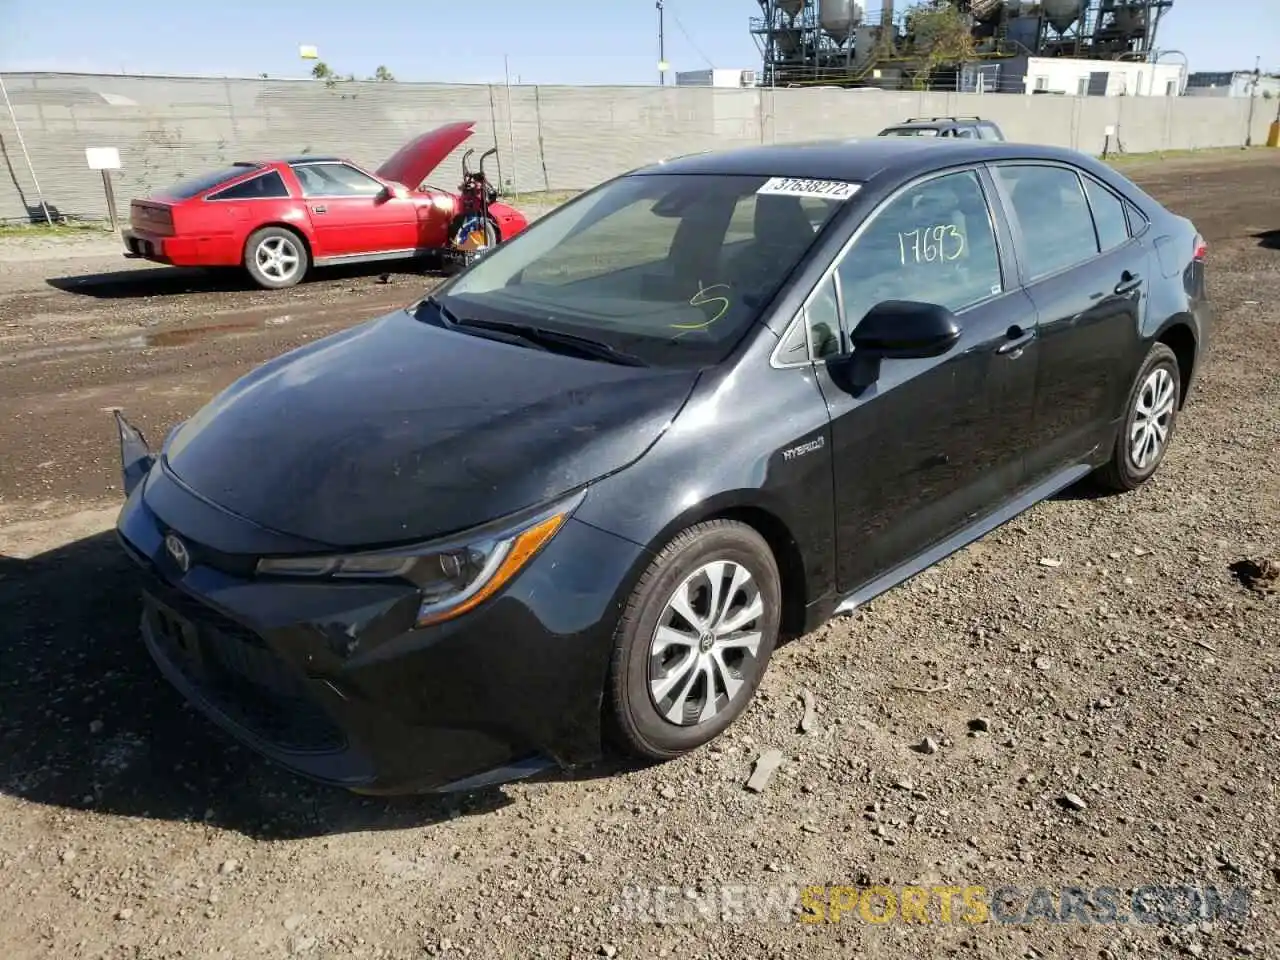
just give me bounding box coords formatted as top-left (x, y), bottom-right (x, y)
top-left (376, 121), bottom-right (475, 190)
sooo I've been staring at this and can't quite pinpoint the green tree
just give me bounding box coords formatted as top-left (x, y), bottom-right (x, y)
top-left (904, 0), bottom-right (976, 90)
top-left (372, 65), bottom-right (395, 82)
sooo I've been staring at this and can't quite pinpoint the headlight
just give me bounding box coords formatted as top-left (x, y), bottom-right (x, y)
top-left (255, 498), bottom-right (578, 627)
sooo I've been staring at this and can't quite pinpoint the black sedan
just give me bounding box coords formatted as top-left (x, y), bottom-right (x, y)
top-left (113, 138), bottom-right (1211, 795)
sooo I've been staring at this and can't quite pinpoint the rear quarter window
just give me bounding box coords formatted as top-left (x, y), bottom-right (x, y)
top-left (1082, 176), bottom-right (1130, 251)
top-left (155, 166), bottom-right (260, 200)
top-left (208, 170), bottom-right (290, 201)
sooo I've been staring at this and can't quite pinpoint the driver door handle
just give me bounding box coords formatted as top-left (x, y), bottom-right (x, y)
top-left (996, 325), bottom-right (1036, 357)
top-left (311, 204), bottom-right (327, 214)
top-left (1114, 270), bottom-right (1142, 295)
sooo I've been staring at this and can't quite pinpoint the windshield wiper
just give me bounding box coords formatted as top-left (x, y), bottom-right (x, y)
top-left (449, 316), bottom-right (649, 367)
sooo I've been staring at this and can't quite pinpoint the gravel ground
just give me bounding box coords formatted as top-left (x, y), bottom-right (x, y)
top-left (0, 153), bottom-right (1277, 960)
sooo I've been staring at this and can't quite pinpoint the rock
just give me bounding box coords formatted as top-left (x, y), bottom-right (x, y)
top-left (88, 719), bottom-right (104, 734)
top-left (658, 787), bottom-right (676, 801)
top-left (745, 749), bottom-right (784, 793)
top-left (968, 717), bottom-right (992, 734)
top-left (115, 908), bottom-right (133, 921)
top-left (1034, 657), bottom-right (1053, 671)
top-left (598, 945), bottom-right (618, 958)
top-left (1038, 558), bottom-right (1063, 568)
top-left (283, 914), bottom-right (306, 933)
top-left (1059, 793), bottom-right (1088, 812)
top-left (798, 689), bottom-right (818, 734)
top-left (913, 737), bottom-right (940, 755)
top-left (59, 848), bottom-right (76, 864)
top-left (219, 859), bottom-right (238, 875)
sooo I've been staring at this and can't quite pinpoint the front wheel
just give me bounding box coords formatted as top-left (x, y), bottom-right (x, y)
top-left (607, 520), bottom-right (781, 761)
top-left (1094, 342), bottom-right (1181, 492)
top-left (244, 227), bottom-right (308, 289)
top-left (447, 213), bottom-right (499, 253)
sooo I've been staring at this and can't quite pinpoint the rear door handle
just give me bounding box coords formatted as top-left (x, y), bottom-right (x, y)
top-left (1114, 271), bottom-right (1142, 295)
top-left (996, 325), bottom-right (1036, 357)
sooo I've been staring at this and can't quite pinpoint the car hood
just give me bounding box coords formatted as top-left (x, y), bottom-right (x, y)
top-left (160, 310), bottom-right (699, 548)
top-left (375, 121), bottom-right (475, 190)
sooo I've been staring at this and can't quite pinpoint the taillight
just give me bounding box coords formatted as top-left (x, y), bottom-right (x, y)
top-left (1193, 233), bottom-right (1207, 261)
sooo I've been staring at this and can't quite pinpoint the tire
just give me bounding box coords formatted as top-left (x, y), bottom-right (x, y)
top-left (244, 226), bottom-right (309, 289)
top-left (447, 214), bottom-right (500, 253)
top-left (1094, 342), bottom-right (1181, 492)
top-left (607, 520), bottom-right (781, 761)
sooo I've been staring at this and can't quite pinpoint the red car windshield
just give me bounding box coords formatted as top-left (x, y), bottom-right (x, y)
top-left (154, 165), bottom-right (261, 201)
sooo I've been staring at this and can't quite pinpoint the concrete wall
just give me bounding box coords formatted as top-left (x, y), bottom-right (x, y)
top-left (1, 72), bottom-right (1275, 223)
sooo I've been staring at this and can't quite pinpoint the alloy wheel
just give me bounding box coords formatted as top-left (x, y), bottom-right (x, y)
top-left (648, 560), bottom-right (765, 726)
top-left (1130, 366), bottom-right (1176, 470)
top-left (255, 236), bottom-right (301, 283)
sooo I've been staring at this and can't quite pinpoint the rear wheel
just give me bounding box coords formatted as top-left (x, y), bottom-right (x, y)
top-left (244, 227), bottom-right (308, 289)
top-left (607, 521), bottom-right (781, 760)
top-left (1095, 342), bottom-right (1181, 492)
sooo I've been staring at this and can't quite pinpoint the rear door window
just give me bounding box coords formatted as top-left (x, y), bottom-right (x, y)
top-left (994, 164), bottom-right (1100, 281)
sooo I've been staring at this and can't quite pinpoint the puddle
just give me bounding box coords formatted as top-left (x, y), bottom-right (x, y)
top-left (0, 314), bottom-right (299, 362)
top-left (0, 300), bottom-right (396, 364)
top-left (144, 319), bottom-right (263, 347)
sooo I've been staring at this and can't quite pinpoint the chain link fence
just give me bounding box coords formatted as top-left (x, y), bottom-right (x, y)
top-left (1, 72), bottom-right (1273, 223)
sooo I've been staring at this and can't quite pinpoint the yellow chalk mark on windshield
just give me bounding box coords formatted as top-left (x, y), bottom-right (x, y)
top-left (673, 282), bottom-right (732, 330)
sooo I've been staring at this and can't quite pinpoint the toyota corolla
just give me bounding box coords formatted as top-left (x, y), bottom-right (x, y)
top-left (113, 138), bottom-right (1210, 794)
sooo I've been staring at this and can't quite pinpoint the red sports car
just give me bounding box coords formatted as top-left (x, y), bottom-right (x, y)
top-left (122, 121), bottom-right (529, 289)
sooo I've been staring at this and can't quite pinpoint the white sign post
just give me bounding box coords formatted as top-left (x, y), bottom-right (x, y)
top-left (85, 147), bottom-right (122, 231)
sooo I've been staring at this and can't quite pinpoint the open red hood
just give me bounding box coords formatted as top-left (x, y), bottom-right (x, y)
top-left (375, 121), bottom-right (475, 190)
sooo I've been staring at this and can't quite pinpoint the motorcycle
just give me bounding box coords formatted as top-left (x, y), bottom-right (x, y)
top-left (446, 147), bottom-right (501, 266)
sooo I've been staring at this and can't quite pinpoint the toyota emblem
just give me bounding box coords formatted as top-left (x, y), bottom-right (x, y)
top-left (164, 532), bottom-right (191, 573)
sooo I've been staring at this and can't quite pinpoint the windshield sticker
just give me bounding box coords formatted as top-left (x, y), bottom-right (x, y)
top-left (757, 177), bottom-right (860, 201)
top-left (673, 282), bottom-right (732, 331)
top-left (898, 225), bottom-right (965, 265)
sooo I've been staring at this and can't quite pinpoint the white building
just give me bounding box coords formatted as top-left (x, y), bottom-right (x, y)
top-left (1019, 56), bottom-right (1186, 97)
top-left (674, 69), bottom-right (758, 88)
top-left (1185, 71), bottom-right (1280, 98)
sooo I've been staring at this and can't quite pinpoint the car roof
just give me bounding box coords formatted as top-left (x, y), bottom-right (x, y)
top-left (232, 156), bottom-right (348, 167)
top-left (632, 138), bottom-right (1098, 185)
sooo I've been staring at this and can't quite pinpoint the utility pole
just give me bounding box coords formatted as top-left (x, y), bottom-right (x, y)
top-left (1246, 55), bottom-right (1260, 147)
top-left (657, 0), bottom-right (667, 86)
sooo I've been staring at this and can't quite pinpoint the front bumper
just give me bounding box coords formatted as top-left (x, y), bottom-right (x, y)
top-left (114, 466), bottom-right (645, 794)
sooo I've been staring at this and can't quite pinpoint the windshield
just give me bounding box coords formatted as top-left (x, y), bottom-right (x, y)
top-left (154, 165), bottom-right (261, 200)
top-left (430, 173), bottom-right (852, 367)
top-left (880, 127), bottom-right (939, 137)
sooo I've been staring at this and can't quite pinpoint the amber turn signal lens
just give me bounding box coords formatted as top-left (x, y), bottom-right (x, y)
top-left (415, 512), bottom-right (568, 627)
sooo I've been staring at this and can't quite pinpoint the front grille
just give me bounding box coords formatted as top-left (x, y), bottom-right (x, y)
top-left (144, 588), bottom-right (345, 755)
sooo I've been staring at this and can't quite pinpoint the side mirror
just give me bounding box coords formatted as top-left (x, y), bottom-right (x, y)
top-left (831, 300), bottom-right (961, 390)
top-left (377, 183), bottom-right (408, 202)
top-left (851, 300), bottom-right (962, 359)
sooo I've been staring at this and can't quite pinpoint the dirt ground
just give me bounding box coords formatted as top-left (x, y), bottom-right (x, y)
top-left (0, 152), bottom-right (1277, 959)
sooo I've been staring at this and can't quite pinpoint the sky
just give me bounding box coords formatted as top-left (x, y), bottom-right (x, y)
top-left (1, 0), bottom-right (1277, 84)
